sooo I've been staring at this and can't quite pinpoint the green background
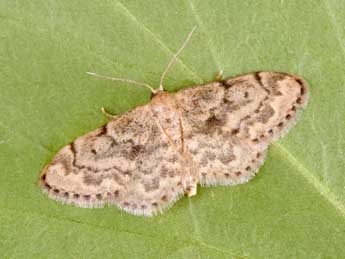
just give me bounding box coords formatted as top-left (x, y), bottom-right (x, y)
top-left (1, 0), bottom-right (345, 258)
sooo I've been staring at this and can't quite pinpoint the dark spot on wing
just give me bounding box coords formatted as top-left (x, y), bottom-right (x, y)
top-left (205, 115), bottom-right (225, 128)
top-left (218, 154), bottom-right (236, 165)
top-left (231, 128), bottom-right (239, 135)
top-left (143, 178), bottom-right (160, 192)
top-left (96, 124), bottom-right (107, 136)
top-left (83, 174), bottom-right (103, 186)
top-left (44, 182), bottom-right (52, 190)
top-left (254, 72), bottom-right (264, 86)
top-left (256, 105), bottom-right (275, 123)
top-left (221, 78), bottom-right (246, 89)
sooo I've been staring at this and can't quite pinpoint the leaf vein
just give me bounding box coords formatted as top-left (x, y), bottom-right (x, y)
top-left (187, 0), bottom-right (221, 70)
top-left (272, 143), bottom-right (345, 218)
top-left (323, 0), bottom-right (345, 60)
top-left (115, 0), bottom-right (203, 84)
top-left (1, 205), bottom-right (156, 240)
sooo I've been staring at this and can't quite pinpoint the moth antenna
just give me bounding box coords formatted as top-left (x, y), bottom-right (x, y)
top-left (101, 107), bottom-right (118, 119)
top-left (159, 26), bottom-right (197, 91)
top-left (86, 72), bottom-right (158, 94)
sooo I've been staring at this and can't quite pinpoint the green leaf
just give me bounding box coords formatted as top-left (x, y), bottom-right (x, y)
top-left (1, 0), bottom-right (345, 258)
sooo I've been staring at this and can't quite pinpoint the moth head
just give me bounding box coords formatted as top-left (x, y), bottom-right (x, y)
top-left (150, 90), bottom-right (170, 103)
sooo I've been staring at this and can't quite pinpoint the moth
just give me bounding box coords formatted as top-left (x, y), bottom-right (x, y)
top-left (40, 27), bottom-right (309, 216)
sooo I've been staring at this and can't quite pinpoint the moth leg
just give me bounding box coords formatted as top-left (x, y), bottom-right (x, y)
top-left (101, 107), bottom-right (118, 119)
top-left (215, 70), bottom-right (223, 81)
top-left (186, 183), bottom-right (197, 197)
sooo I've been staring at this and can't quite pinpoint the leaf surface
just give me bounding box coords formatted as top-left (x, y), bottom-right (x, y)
top-left (1, 0), bottom-right (345, 258)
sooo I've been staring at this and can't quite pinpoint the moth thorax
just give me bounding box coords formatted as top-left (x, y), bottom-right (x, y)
top-left (150, 91), bottom-right (177, 112)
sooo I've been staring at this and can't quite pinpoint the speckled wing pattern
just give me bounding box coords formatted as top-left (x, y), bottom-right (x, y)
top-left (175, 72), bottom-right (308, 186)
top-left (40, 105), bottom-right (187, 216)
top-left (40, 71), bottom-right (309, 216)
